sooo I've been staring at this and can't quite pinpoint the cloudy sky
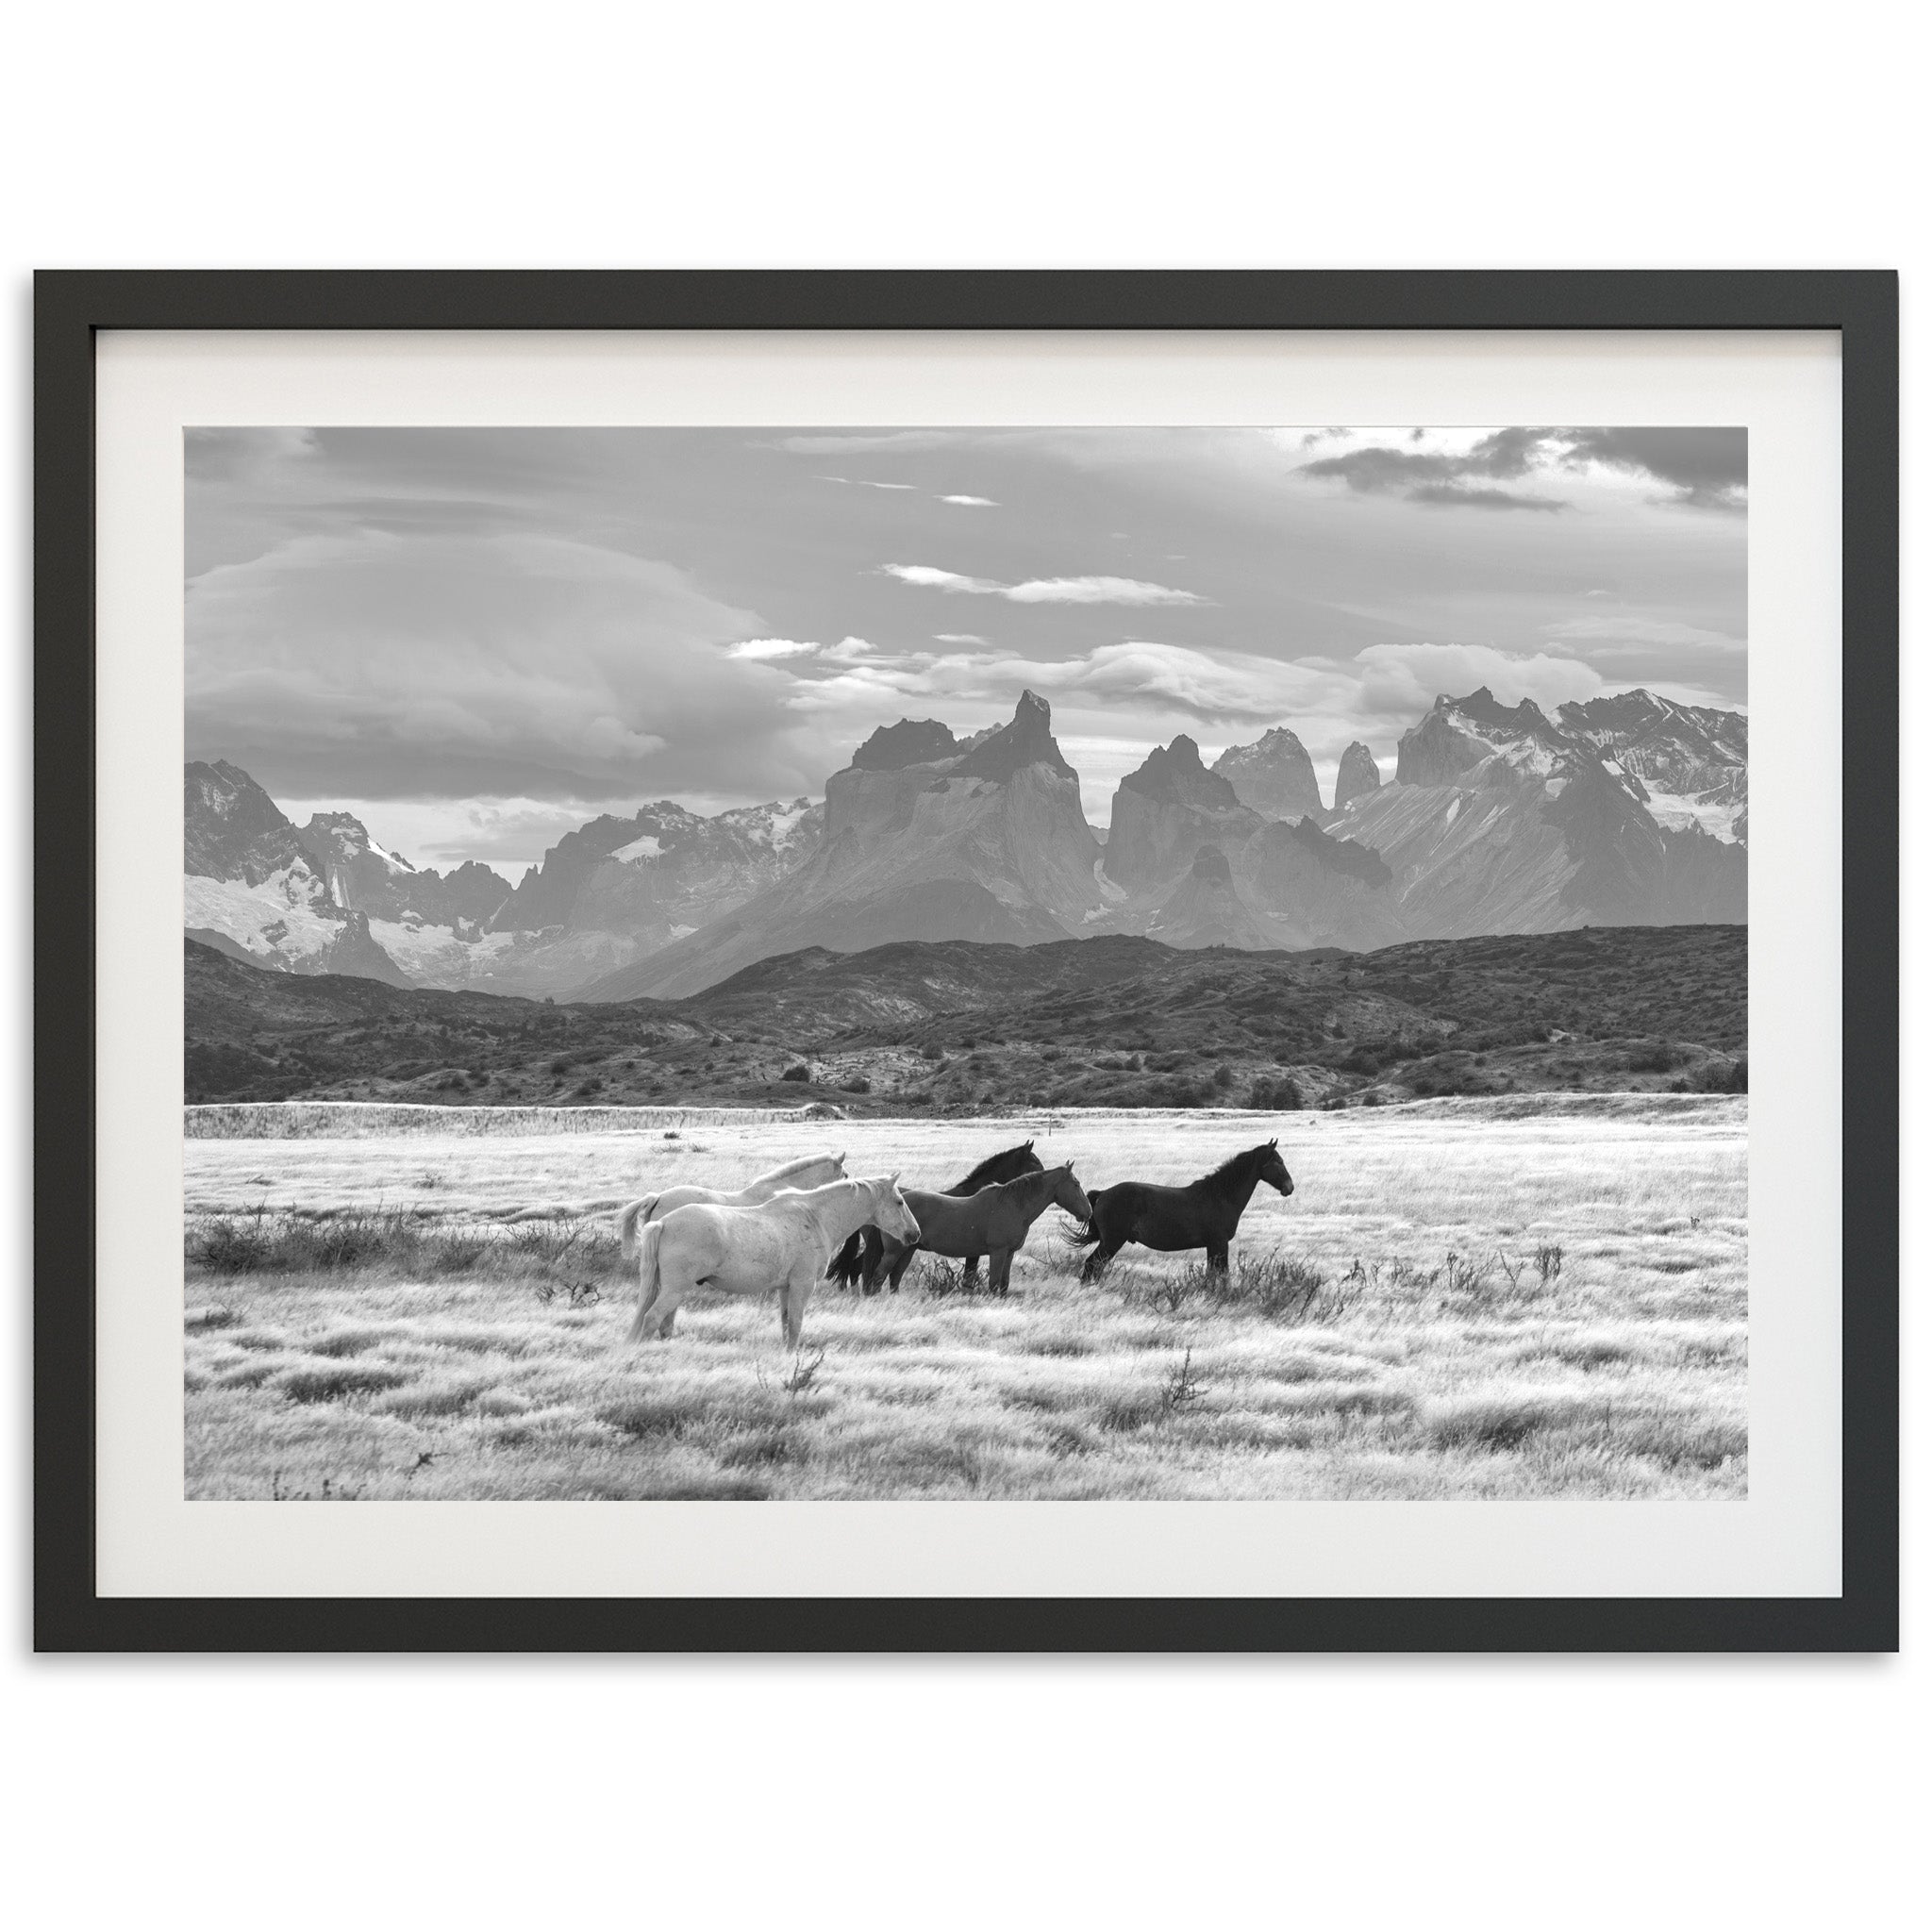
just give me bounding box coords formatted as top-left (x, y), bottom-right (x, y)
top-left (186, 424), bottom-right (1746, 880)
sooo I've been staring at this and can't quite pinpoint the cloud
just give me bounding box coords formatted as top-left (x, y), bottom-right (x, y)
top-left (1006, 575), bottom-right (1207, 606)
top-left (820, 475), bottom-right (916, 491)
top-left (1335, 641), bottom-right (1733, 725)
top-left (727, 637), bottom-right (821, 659)
top-left (939, 494), bottom-right (997, 507)
top-left (774, 635), bottom-right (1357, 730)
top-left (1557, 427), bottom-right (1747, 510)
top-left (1407, 484), bottom-right (1564, 512)
top-left (1301, 428), bottom-right (1566, 511)
top-left (880, 564), bottom-right (998, 592)
top-left (1300, 426), bottom-right (1747, 513)
top-left (1347, 641), bottom-right (1608, 720)
top-left (880, 563), bottom-right (1208, 606)
top-left (933, 632), bottom-right (988, 644)
top-left (186, 529), bottom-right (829, 804)
top-left (1542, 616), bottom-right (1744, 653)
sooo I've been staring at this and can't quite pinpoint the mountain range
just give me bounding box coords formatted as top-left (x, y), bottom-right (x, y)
top-left (184, 683), bottom-right (1745, 1000)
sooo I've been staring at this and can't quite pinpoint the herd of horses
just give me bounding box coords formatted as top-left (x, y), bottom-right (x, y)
top-left (614, 1138), bottom-right (1295, 1347)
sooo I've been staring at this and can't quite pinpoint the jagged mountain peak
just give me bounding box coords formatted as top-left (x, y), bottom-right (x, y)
top-left (1121, 734), bottom-right (1239, 808)
top-left (851, 718), bottom-right (959, 772)
top-left (299, 810), bottom-right (418, 876)
top-left (1398, 686), bottom-right (1574, 789)
top-left (1334, 741), bottom-right (1382, 812)
top-left (1437, 686), bottom-right (1564, 740)
top-left (952, 688), bottom-right (1076, 782)
top-left (1213, 725), bottom-right (1324, 824)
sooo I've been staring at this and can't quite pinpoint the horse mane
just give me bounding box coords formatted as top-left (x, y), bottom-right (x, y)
top-left (955, 1140), bottom-right (1040, 1191)
top-left (1200, 1143), bottom-right (1272, 1186)
top-left (755, 1151), bottom-right (840, 1187)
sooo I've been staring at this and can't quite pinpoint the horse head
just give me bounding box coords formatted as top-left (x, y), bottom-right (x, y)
top-left (871, 1174), bottom-right (922, 1245)
top-left (1049, 1161), bottom-right (1093, 1224)
top-left (1258, 1139), bottom-right (1295, 1198)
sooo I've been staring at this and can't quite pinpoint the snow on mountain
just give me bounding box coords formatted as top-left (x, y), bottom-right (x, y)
top-left (184, 762), bottom-right (412, 983)
top-left (1556, 690), bottom-right (1748, 844)
top-left (1331, 687), bottom-right (1746, 933)
top-left (182, 680), bottom-right (1747, 1001)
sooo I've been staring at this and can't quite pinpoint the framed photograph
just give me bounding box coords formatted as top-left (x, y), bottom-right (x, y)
top-left (35, 272), bottom-right (1898, 1651)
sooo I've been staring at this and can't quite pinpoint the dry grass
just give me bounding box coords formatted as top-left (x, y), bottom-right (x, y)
top-left (184, 1097), bottom-right (1746, 1500)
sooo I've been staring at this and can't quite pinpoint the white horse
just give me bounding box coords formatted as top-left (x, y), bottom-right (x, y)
top-left (614, 1151), bottom-right (846, 1260)
top-left (626, 1174), bottom-right (919, 1347)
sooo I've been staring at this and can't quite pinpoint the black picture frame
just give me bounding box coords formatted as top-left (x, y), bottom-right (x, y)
top-left (34, 270), bottom-right (1899, 1654)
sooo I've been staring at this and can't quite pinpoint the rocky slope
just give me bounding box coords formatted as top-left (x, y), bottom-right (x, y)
top-left (182, 758), bottom-right (828, 997)
top-left (1104, 736), bottom-right (1266, 896)
top-left (1332, 741), bottom-right (1382, 812)
top-left (183, 681), bottom-right (1747, 1003)
top-left (580, 691), bottom-right (1108, 1001)
top-left (1557, 690), bottom-right (1748, 843)
top-left (184, 762), bottom-right (416, 984)
top-left (1212, 726), bottom-right (1325, 824)
top-left (1234, 817), bottom-right (1407, 950)
top-left (1328, 688), bottom-right (1747, 936)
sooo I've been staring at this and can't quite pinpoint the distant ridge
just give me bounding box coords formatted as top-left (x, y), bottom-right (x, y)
top-left (186, 923), bottom-right (1746, 1113)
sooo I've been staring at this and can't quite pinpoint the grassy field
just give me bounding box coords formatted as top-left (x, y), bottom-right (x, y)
top-left (183, 1096), bottom-right (1747, 1501)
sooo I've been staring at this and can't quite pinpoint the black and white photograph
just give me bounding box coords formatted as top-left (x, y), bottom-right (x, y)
top-left (180, 423), bottom-right (1751, 1502)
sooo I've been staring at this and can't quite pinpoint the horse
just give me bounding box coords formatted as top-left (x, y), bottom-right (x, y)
top-left (1070, 1141), bottom-right (1293, 1282)
top-left (825, 1140), bottom-right (1042, 1293)
top-left (867, 1163), bottom-right (1092, 1298)
top-left (625, 1174), bottom-right (920, 1348)
top-left (614, 1151), bottom-right (846, 1260)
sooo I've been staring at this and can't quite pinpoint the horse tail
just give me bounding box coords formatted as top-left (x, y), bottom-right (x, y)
top-left (625, 1220), bottom-right (665, 1344)
top-left (825, 1225), bottom-right (866, 1284)
top-left (616, 1195), bottom-right (658, 1261)
top-left (1066, 1206), bottom-right (1102, 1246)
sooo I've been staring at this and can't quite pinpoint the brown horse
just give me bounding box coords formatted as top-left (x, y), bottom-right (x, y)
top-left (1071, 1141), bottom-right (1293, 1281)
top-left (868, 1163), bottom-right (1091, 1298)
top-left (827, 1139), bottom-right (1042, 1294)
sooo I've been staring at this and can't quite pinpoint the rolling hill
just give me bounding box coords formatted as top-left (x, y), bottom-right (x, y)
top-left (186, 922), bottom-right (1745, 1113)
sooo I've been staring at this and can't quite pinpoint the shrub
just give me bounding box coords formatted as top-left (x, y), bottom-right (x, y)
top-left (1246, 1075), bottom-right (1303, 1110)
top-left (839, 1075), bottom-right (872, 1094)
top-left (779, 1064), bottom-right (810, 1083)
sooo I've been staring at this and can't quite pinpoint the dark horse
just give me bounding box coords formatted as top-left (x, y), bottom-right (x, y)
top-left (869, 1164), bottom-right (1092, 1298)
top-left (824, 1139), bottom-right (1042, 1292)
top-left (1071, 1141), bottom-right (1294, 1282)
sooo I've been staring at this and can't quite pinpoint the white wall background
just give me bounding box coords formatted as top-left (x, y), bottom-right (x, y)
top-left (1, 4), bottom-right (1919, 1926)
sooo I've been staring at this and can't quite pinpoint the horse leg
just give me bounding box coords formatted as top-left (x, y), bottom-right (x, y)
top-left (1206, 1241), bottom-right (1230, 1278)
top-left (1080, 1237), bottom-right (1124, 1285)
top-left (961, 1253), bottom-right (981, 1292)
top-left (640, 1276), bottom-right (691, 1340)
top-left (888, 1242), bottom-right (918, 1293)
top-left (991, 1247), bottom-right (1012, 1297)
top-left (781, 1268), bottom-right (815, 1349)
